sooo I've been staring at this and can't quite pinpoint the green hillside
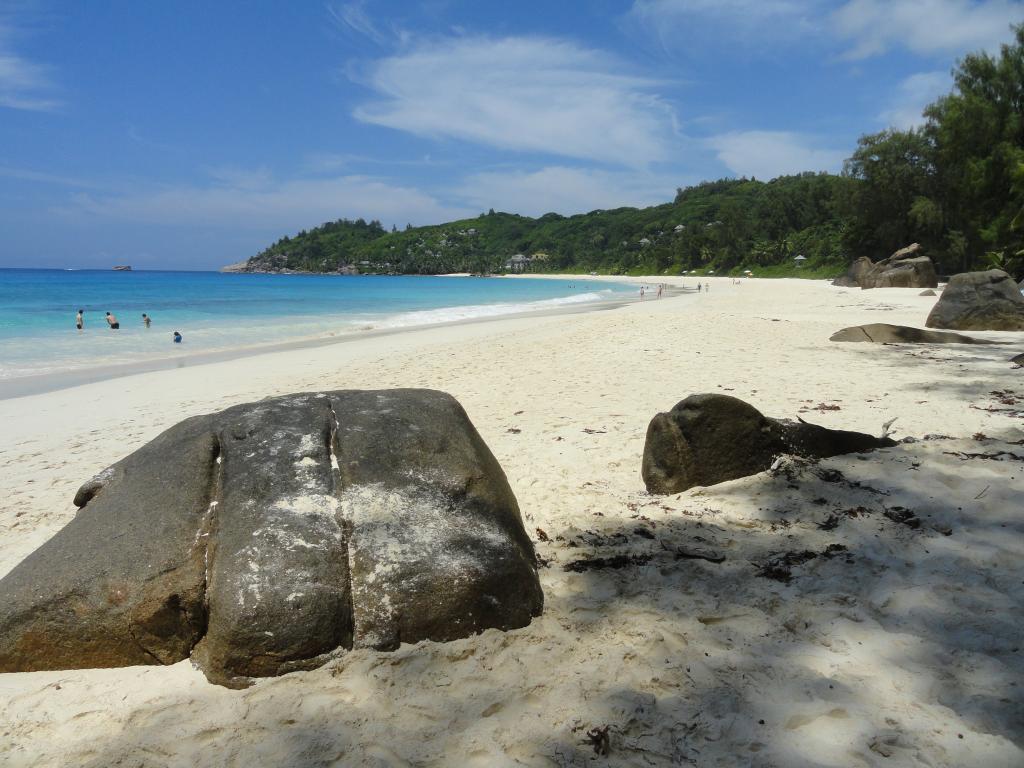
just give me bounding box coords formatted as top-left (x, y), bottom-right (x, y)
top-left (244, 173), bottom-right (853, 277)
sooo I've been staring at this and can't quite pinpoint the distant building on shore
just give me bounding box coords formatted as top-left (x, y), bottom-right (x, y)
top-left (504, 254), bottom-right (532, 273)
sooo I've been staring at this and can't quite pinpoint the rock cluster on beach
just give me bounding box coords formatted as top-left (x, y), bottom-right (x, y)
top-left (926, 269), bottom-right (1024, 331)
top-left (833, 243), bottom-right (938, 289)
top-left (0, 389), bottom-right (543, 687)
top-left (641, 393), bottom-right (895, 494)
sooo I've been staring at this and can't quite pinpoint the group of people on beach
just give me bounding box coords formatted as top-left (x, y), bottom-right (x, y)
top-left (75, 309), bottom-right (182, 343)
top-left (639, 284), bottom-right (665, 300)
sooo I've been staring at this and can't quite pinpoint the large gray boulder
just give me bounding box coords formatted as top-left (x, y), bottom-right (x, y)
top-left (829, 323), bottom-right (998, 344)
top-left (925, 269), bottom-right (1024, 331)
top-left (861, 243), bottom-right (938, 289)
top-left (834, 244), bottom-right (939, 289)
top-left (833, 257), bottom-right (873, 287)
top-left (0, 390), bottom-right (543, 687)
top-left (642, 394), bottom-right (895, 494)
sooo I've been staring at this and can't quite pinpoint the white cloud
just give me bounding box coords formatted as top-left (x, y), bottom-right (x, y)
top-left (0, 23), bottom-right (59, 111)
top-left (0, 165), bottom-right (98, 188)
top-left (328, 1), bottom-right (390, 46)
top-left (456, 166), bottom-right (683, 217)
top-left (303, 152), bottom-right (356, 173)
top-left (61, 172), bottom-right (474, 231)
top-left (708, 131), bottom-right (846, 179)
top-left (833, 0), bottom-right (1022, 59)
top-left (878, 71), bottom-right (951, 129)
top-left (626, 0), bottom-right (827, 51)
top-left (629, 0), bottom-right (1022, 59)
top-left (353, 35), bottom-right (678, 167)
top-left (626, 0), bottom-right (819, 33)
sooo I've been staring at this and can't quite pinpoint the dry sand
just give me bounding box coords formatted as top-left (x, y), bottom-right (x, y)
top-left (1, 277), bottom-right (1022, 767)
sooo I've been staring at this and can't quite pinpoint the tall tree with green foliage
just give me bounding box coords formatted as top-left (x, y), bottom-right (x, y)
top-left (841, 128), bottom-right (937, 260)
top-left (926, 24), bottom-right (1024, 274)
top-left (843, 24), bottom-right (1024, 277)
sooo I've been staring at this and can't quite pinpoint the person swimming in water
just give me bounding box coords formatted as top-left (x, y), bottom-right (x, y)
top-left (173, 331), bottom-right (182, 343)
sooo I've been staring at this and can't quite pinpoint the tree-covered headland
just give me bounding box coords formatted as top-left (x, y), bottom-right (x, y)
top-left (243, 27), bottom-right (1024, 280)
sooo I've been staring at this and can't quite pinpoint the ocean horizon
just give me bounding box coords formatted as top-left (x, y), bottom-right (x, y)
top-left (0, 269), bottom-right (635, 381)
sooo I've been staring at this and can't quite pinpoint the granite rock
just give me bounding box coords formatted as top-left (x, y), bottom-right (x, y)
top-left (642, 394), bottom-right (895, 494)
top-left (0, 390), bottom-right (543, 687)
top-left (925, 270), bottom-right (1024, 331)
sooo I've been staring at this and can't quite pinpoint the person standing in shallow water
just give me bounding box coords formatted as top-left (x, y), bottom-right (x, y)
top-left (75, 309), bottom-right (83, 330)
top-left (105, 312), bottom-right (119, 330)
top-left (173, 331), bottom-right (182, 343)
top-left (142, 313), bottom-right (151, 328)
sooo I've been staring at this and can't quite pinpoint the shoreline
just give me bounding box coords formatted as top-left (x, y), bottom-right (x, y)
top-left (0, 278), bottom-right (670, 401)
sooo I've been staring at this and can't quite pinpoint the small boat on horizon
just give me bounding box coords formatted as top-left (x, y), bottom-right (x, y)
top-left (112, 265), bottom-right (132, 271)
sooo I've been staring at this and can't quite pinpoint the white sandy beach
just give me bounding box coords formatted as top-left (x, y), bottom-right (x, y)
top-left (1, 277), bottom-right (1022, 767)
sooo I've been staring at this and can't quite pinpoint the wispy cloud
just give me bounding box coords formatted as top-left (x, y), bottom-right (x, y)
top-left (203, 165), bottom-right (276, 191)
top-left (628, 0), bottom-right (824, 51)
top-left (0, 164), bottom-right (99, 188)
top-left (0, 20), bottom-right (59, 111)
top-left (328, 1), bottom-right (391, 46)
top-left (456, 166), bottom-right (684, 217)
top-left (708, 131), bottom-right (847, 179)
top-left (127, 124), bottom-right (182, 153)
top-left (60, 170), bottom-right (474, 230)
top-left (878, 71), bottom-right (951, 129)
top-left (833, 0), bottom-right (1022, 59)
top-left (629, 0), bottom-right (1022, 59)
top-left (353, 35), bottom-right (679, 167)
top-left (302, 151), bottom-right (443, 174)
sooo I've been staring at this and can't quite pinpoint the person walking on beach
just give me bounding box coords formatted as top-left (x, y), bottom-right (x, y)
top-left (640, 286), bottom-right (645, 300)
top-left (75, 309), bottom-right (83, 330)
top-left (697, 282), bottom-right (702, 293)
top-left (173, 331), bottom-right (182, 343)
top-left (105, 312), bottom-right (120, 329)
top-left (142, 313), bottom-right (151, 328)
top-left (656, 284), bottom-right (663, 299)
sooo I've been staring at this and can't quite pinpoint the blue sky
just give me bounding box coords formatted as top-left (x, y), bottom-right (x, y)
top-left (1, 0), bottom-right (1021, 270)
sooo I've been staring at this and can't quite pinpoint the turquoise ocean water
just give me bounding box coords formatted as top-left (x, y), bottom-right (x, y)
top-left (0, 270), bottom-right (633, 380)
